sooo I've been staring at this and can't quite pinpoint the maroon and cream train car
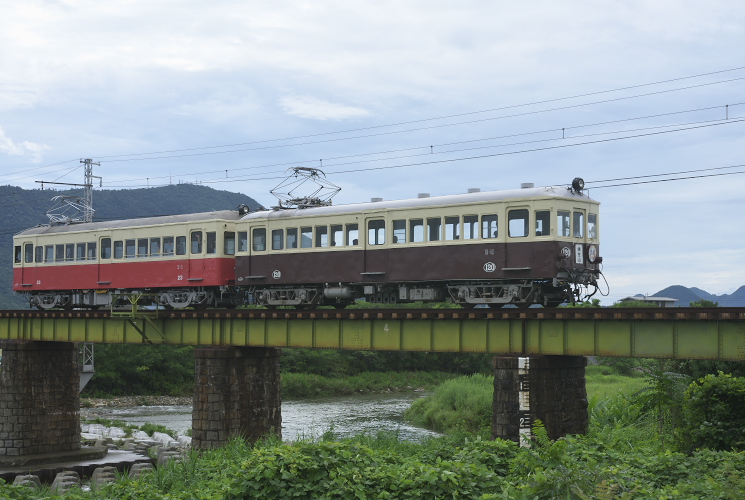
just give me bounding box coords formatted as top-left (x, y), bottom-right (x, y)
top-left (235, 183), bottom-right (601, 308)
top-left (12, 210), bottom-right (243, 309)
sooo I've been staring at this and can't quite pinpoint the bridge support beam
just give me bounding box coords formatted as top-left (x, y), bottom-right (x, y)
top-left (492, 355), bottom-right (588, 443)
top-left (192, 346), bottom-right (281, 449)
top-left (0, 341), bottom-right (80, 457)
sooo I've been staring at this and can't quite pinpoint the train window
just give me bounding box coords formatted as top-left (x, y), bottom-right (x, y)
top-left (224, 232), bottom-right (235, 255)
top-left (508, 209), bottom-right (529, 238)
top-left (87, 242), bottom-right (96, 260)
top-left (409, 219), bottom-right (424, 243)
top-left (206, 232), bottom-right (216, 254)
top-left (56, 244), bottom-right (64, 262)
top-left (392, 220), bottom-right (406, 244)
top-left (237, 232), bottom-right (247, 252)
top-left (24, 243), bottom-right (33, 263)
top-left (125, 240), bottom-right (136, 258)
top-left (535, 211), bottom-right (550, 236)
top-left (45, 245), bottom-right (54, 262)
top-left (191, 232), bottom-right (203, 254)
top-left (150, 238), bottom-right (161, 257)
top-left (573, 212), bottom-right (584, 238)
top-left (331, 225), bottom-right (343, 246)
top-left (35, 246), bottom-right (43, 263)
top-left (482, 215), bottom-right (498, 239)
top-left (114, 241), bottom-right (124, 259)
top-left (301, 227), bottom-right (312, 248)
top-left (286, 228), bottom-right (298, 249)
top-left (176, 236), bottom-right (187, 255)
top-left (588, 214), bottom-right (598, 239)
top-left (445, 216), bottom-right (459, 241)
top-left (138, 238), bottom-right (149, 257)
top-left (101, 238), bottom-right (112, 259)
top-left (346, 224), bottom-right (359, 246)
top-left (252, 228), bottom-right (266, 251)
top-left (14, 246), bottom-right (21, 264)
top-left (65, 244), bottom-right (74, 261)
top-left (368, 220), bottom-right (385, 245)
top-left (272, 229), bottom-right (284, 250)
top-left (464, 215), bottom-right (478, 239)
top-left (315, 226), bottom-right (328, 248)
top-left (427, 218), bottom-right (441, 242)
top-left (163, 237), bottom-right (175, 256)
top-left (557, 211), bottom-right (570, 237)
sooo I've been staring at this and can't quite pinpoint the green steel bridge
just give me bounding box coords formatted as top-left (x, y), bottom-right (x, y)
top-left (2, 307), bottom-right (744, 360)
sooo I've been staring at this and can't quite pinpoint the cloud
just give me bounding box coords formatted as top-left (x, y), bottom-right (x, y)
top-left (0, 127), bottom-right (49, 162)
top-left (280, 95), bottom-right (371, 121)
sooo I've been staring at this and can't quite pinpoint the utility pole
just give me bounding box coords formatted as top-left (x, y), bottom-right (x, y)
top-left (81, 158), bottom-right (102, 223)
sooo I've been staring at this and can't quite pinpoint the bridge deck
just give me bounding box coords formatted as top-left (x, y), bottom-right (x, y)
top-left (1, 308), bottom-right (744, 360)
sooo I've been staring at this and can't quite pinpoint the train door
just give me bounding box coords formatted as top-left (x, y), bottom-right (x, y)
top-left (17, 241), bottom-right (35, 286)
top-left (248, 226), bottom-right (268, 278)
top-left (188, 229), bottom-right (204, 281)
top-left (571, 208), bottom-right (586, 267)
top-left (504, 207), bottom-right (532, 270)
top-left (98, 236), bottom-right (113, 285)
top-left (363, 217), bottom-right (387, 276)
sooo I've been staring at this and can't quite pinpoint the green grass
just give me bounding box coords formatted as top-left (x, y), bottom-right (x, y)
top-left (282, 371), bottom-right (454, 399)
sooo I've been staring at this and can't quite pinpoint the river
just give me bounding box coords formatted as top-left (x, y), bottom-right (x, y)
top-left (81, 392), bottom-right (441, 442)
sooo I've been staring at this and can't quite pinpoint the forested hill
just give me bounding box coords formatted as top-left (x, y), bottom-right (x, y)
top-left (0, 184), bottom-right (263, 309)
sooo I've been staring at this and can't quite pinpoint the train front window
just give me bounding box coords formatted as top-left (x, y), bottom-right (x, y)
top-left (368, 220), bottom-right (385, 245)
top-left (224, 232), bottom-right (235, 255)
top-left (163, 237), bottom-right (175, 256)
top-left (573, 212), bottom-right (584, 238)
top-left (331, 225), bottom-right (343, 246)
top-left (191, 232), bottom-right (203, 254)
top-left (287, 228), bottom-right (298, 249)
top-left (14, 246), bottom-right (21, 264)
top-left (206, 232), bottom-right (216, 254)
top-left (557, 211), bottom-right (570, 237)
top-left (445, 216), bottom-right (459, 241)
top-left (463, 215), bottom-right (478, 239)
top-left (237, 232), bottom-right (247, 252)
top-left (24, 243), bottom-right (33, 263)
top-left (114, 241), bottom-right (124, 259)
top-left (346, 224), bottom-right (359, 246)
top-left (588, 214), bottom-right (598, 239)
top-left (508, 209), bottom-right (529, 238)
top-left (176, 236), bottom-right (187, 255)
top-left (535, 210), bottom-right (550, 236)
top-left (101, 238), bottom-right (112, 259)
top-left (35, 246), bottom-right (43, 263)
top-left (409, 219), bottom-right (424, 243)
top-left (138, 238), bottom-right (149, 257)
top-left (272, 229), bottom-right (284, 250)
top-left (315, 226), bottom-right (328, 248)
top-left (392, 220), bottom-right (406, 244)
top-left (125, 240), bottom-right (136, 258)
top-left (150, 238), bottom-right (161, 257)
top-left (252, 228), bottom-right (266, 252)
top-left (482, 215), bottom-right (498, 239)
top-left (427, 218), bottom-right (441, 242)
top-left (301, 227), bottom-right (312, 248)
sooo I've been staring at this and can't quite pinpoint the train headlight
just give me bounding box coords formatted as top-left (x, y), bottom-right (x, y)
top-left (560, 247), bottom-right (571, 259)
top-left (588, 245), bottom-right (598, 263)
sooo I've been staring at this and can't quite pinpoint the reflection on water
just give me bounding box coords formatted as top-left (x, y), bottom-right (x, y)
top-left (81, 392), bottom-right (441, 442)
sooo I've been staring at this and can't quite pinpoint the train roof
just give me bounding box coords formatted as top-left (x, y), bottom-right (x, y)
top-left (15, 210), bottom-right (241, 236)
top-left (244, 185), bottom-right (598, 221)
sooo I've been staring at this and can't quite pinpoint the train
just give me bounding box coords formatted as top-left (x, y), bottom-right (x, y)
top-left (12, 179), bottom-right (602, 309)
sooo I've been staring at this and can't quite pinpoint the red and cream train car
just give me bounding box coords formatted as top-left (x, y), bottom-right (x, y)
top-left (235, 183), bottom-right (601, 308)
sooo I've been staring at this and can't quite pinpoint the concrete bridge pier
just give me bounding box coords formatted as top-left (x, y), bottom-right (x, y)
top-left (192, 346), bottom-right (282, 449)
top-left (0, 341), bottom-right (81, 457)
top-left (492, 355), bottom-right (588, 443)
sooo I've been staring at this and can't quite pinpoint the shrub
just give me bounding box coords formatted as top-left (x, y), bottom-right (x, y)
top-left (682, 372), bottom-right (745, 452)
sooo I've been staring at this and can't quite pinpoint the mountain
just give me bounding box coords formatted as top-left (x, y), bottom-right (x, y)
top-left (652, 285), bottom-right (745, 307)
top-left (0, 184), bottom-right (262, 309)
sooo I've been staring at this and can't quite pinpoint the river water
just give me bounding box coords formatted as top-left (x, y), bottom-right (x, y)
top-left (81, 392), bottom-right (441, 442)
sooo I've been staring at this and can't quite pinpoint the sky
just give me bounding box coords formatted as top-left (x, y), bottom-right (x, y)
top-left (1, 0), bottom-right (745, 304)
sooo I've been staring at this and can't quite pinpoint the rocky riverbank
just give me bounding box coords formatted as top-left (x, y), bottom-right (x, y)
top-left (81, 396), bottom-right (192, 408)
